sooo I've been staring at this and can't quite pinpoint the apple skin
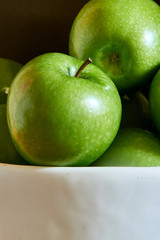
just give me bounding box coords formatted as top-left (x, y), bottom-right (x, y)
top-left (121, 91), bottom-right (152, 130)
top-left (0, 58), bottom-right (22, 104)
top-left (0, 104), bottom-right (27, 165)
top-left (7, 53), bottom-right (121, 166)
top-left (92, 128), bottom-right (160, 167)
top-left (148, 69), bottom-right (160, 132)
top-left (69, 0), bottom-right (160, 94)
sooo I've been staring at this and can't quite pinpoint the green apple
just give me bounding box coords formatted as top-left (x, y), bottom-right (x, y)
top-left (121, 91), bottom-right (152, 130)
top-left (0, 58), bottom-right (23, 104)
top-left (69, 0), bottom-right (160, 93)
top-left (0, 104), bottom-right (27, 164)
top-left (92, 128), bottom-right (160, 167)
top-left (148, 69), bottom-right (160, 132)
top-left (7, 52), bottom-right (121, 166)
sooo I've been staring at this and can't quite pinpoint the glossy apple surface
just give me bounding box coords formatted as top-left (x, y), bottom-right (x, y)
top-left (148, 69), bottom-right (160, 132)
top-left (69, 0), bottom-right (160, 93)
top-left (0, 104), bottom-right (27, 164)
top-left (0, 58), bottom-right (22, 104)
top-left (7, 53), bottom-right (121, 166)
top-left (92, 128), bottom-right (160, 167)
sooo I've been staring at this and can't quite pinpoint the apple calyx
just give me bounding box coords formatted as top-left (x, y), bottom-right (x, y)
top-left (75, 58), bottom-right (92, 78)
top-left (110, 53), bottom-right (119, 64)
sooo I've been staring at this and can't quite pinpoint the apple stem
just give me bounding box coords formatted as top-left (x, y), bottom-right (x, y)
top-left (75, 58), bottom-right (92, 78)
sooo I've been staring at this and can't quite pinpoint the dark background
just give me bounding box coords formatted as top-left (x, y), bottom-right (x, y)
top-left (0, 0), bottom-right (159, 64)
top-left (0, 0), bottom-right (88, 64)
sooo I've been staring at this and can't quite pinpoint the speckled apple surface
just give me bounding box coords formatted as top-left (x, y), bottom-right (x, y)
top-left (0, 164), bottom-right (160, 240)
top-left (7, 53), bottom-right (121, 167)
top-left (69, 0), bottom-right (160, 93)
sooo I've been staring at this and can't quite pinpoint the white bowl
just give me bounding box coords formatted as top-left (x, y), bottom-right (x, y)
top-left (0, 163), bottom-right (160, 240)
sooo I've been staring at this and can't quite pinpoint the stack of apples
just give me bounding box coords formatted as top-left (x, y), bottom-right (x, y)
top-left (1, 0), bottom-right (160, 167)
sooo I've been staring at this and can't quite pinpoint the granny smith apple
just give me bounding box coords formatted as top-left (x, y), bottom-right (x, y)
top-left (92, 128), bottom-right (160, 167)
top-left (148, 69), bottom-right (160, 132)
top-left (121, 91), bottom-right (152, 130)
top-left (69, 0), bottom-right (160, 93)
top-left (7, 52), bottom-right (121, 166)
top-left (0, 58), bottom-right (22, 104)
top-left (0, 104), bottom-right (27, 164)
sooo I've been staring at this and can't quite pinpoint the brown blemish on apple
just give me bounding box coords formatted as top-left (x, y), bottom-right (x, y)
top-left (19, 76), bottom-right (35, 98)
